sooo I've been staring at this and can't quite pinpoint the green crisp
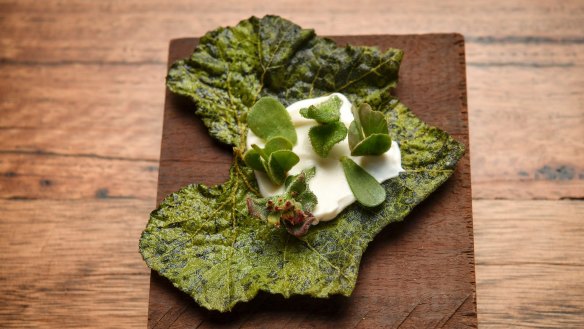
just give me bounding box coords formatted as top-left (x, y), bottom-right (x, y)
top-left (140, 15), bottom-right (464, 312)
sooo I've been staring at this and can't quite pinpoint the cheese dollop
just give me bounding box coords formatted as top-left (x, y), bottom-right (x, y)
top-left (246, 93), bottom-right (404, 222)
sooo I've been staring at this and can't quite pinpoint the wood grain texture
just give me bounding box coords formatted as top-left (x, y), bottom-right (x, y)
top-left (2, 0), bottom-right (584, 63)
top-left (474, 200), bottom-right (584, 328)
top-left (0, 199), bottom-right (151, 328)
top-left (0, 0), bottom-right (583, 328)
top-left (0, 64), bottom-right (164, 161)
top-left (469, 66), bottom-right (584, 200)
top-left (0, 153), bottom-right (158, 200)
top-left (148, 35), bottom-right (476, 328)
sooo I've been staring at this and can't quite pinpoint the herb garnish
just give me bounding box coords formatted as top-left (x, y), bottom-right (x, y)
top-left (300, 95), bottom-right (392, 206)
top-left (300, 95), bottom-right (342, 123)
top-left (348, 103), bottom-right (392, 156)
top-left (244, 97), bottom-right (300, 185)
top-left (340, 156), bottom-right (386, 207)
top-left (247, 168), bottom-right (317, 237)
top-left (301, 95), bottom-right (348, 157)
top-left (248, 97), bottom-right (297, 144)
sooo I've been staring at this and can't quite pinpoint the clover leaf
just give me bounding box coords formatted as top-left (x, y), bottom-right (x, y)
top-left (243, 136), bottom-right (294, 171)
top-left (248, 97), bottom-right (297, 145)
top-left (243, 137), bottom-right (299, 186)
top-left (348, 103), bottom-right (392, 156)
top-left (265, 150), bottom-right (300, 185)
top-left (340, 156), bottom-right (386, 207)
top-left (299, 95), bottom-right (342, 123)
top-left (308, 122), bottom-right (348, 157)
top-left (245, 96), bottom-right (300, 185)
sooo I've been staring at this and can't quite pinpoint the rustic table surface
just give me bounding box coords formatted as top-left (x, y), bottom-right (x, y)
top-left (0, 1), bottom-right (582, 328)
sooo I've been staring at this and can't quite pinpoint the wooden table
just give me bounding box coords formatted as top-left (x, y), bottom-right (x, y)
top-left (0, 1), bottom-right (582, 328)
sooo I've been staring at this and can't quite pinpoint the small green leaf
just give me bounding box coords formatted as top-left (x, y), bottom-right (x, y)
top-left (299, 95), bottom-right (342, 124)
top-left (347, 120), bottom-right (361, 150)
top-left (248, 97), bottom-right (297, 145)
top-left (348, 103), bottom-right (392, 156)
top-left (270, 150), bottom-right (300, 173)
top-left (265, 150), bottom-right (300, 185)
top-left (308, 122), bottom-right (348, 157)
top-left (263, 136), bottom-right (293, 154)
top-left (243, 148), bottom-right (263, 170)
top-left (353, 103), bottom-right (387, 136)
top-left (248, 137), bottom-right (298, 185)
top-left (340, 156), bottom-right (386, 207)
top-left (251, 144), bottom-right (268, 160)
top-left (285, 167), bottom-right (317, 212)
top-left (350, 133), bottom-right (393, 156)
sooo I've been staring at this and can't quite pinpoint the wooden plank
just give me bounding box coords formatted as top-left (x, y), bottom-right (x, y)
top-left (148, 34), bottom-right (476, 328)
top-left (466, 42), bottom-right (584, 68)
top-left (0, 199), bottom-right (151, 328)
top-left (474, 200), bottom-right (584, 328)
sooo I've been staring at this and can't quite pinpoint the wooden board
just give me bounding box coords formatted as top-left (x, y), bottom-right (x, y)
top-left (147, 34), bottom-right (476, 328)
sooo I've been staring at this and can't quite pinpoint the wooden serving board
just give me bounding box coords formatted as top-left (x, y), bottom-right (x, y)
top-left (147, 34), bottom-right (476, 328)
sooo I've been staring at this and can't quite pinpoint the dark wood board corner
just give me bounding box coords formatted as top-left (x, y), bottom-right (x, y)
top-left (147, 34), bottom-right (476, 328)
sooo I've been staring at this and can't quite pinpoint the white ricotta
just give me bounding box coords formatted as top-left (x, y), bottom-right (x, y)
top-left (246, 93), bottom-right (404, 222)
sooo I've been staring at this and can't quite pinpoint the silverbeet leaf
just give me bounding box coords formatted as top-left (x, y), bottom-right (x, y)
top-left (166, 15), bottom-right (403, 147)
top-left (139, 104), bottom-right (464, 312)
top-left (141, 15), bottom-right (464, 312)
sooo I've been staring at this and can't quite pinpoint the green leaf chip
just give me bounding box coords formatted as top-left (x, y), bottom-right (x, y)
top-left (141, 15), bottom-right (465, 312)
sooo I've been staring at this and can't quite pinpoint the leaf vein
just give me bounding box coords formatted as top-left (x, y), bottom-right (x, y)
top-left (302, 239), bottom-right (353, 282)
top-left (338, 57), bottom-right (396, 91)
